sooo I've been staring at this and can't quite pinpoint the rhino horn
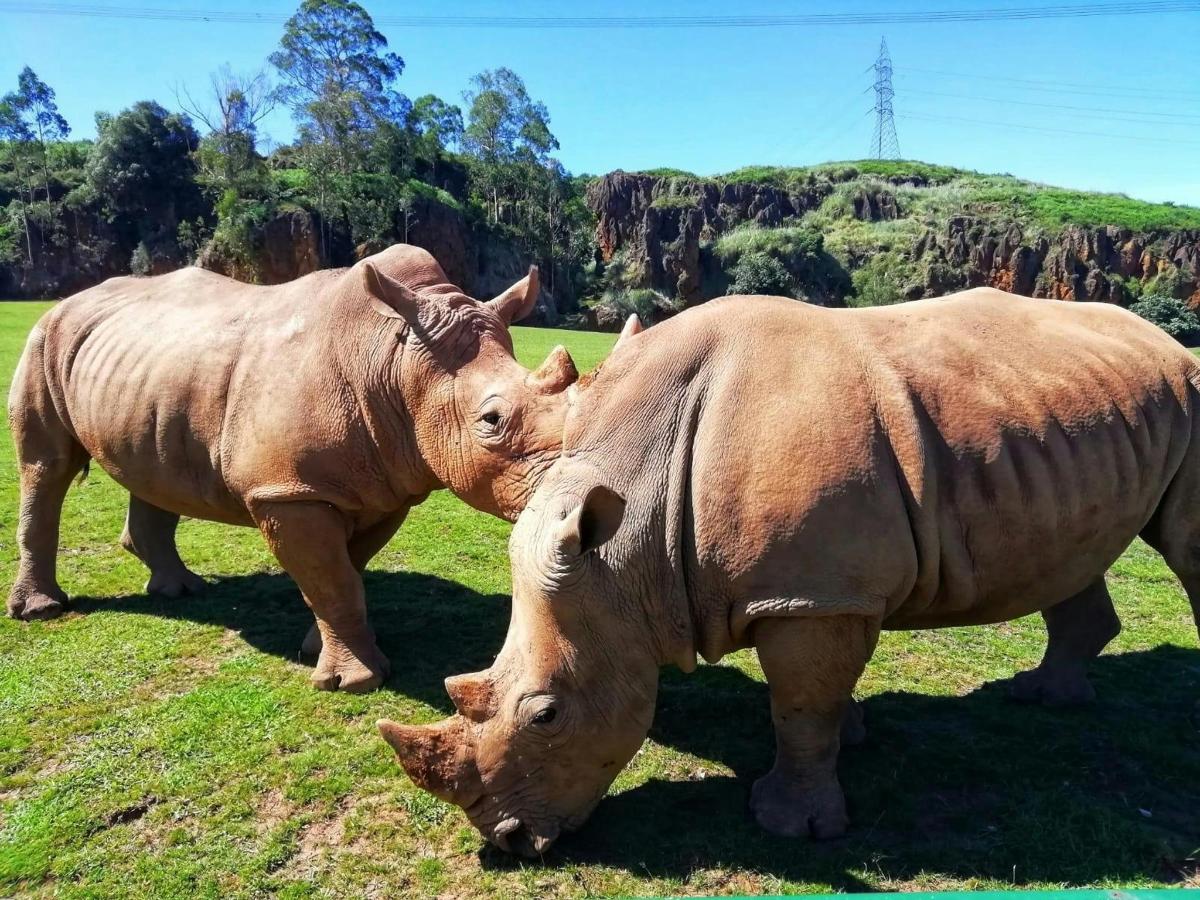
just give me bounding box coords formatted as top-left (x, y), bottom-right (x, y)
top-left (527, 345), bottom-right (579, 395)
top-left (362, 261), bottom-right (423, 322)
top-left (444, 671), bottom-right (495, 721)
top-left (615, 314), bottom-right (644, 349)
top-left (488, 265), bottom-right (540, 325)
top-left (377, 717), bottom-right (479, 805)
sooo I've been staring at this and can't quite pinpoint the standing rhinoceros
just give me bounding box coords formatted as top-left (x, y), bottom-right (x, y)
top-left (380, 288), bottom-right (1200, 854)
top-left (8, 244), bottom-right (579, 693)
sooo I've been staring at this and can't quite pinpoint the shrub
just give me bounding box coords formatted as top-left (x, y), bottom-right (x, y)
top-left (129, 241), bottom-right (151, 276)
top-left (726, 251), bottom-right (794, 296)
top-left (715, 223), bottom-right (852, 303)
top-left (597, 287), bottom-right (670, 323)
top-left (848, 251), bottom-right (919, 307)
top-left (1129, 294), bottom-right (1200, 343)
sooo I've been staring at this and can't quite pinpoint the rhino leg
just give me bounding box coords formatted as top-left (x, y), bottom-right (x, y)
top-left (8, 356), bottom-right (88, 621)
top-left (299, 509), bottom-right (410, 662)
top-left (255, 500), bottom-right (390, 693)
top-left (1009, 579), bottom-right (1120, 707)
top-left (120, 495), bottom-right (207, 599)
top-left (750, 614), bottom-right (881, 839)
top-left (840, 697), bottom-right (867, 747)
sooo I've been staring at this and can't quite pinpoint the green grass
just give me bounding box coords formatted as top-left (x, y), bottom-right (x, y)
top-left (0, 301), bottom-right (1198, 897)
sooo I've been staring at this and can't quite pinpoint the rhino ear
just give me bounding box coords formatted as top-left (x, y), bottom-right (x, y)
top-left (363, 261), bottom-right (423, 321)
top-left (487, 265), bottom-right (539, 325)
top-left (556, 484), bottom-right (626, 558)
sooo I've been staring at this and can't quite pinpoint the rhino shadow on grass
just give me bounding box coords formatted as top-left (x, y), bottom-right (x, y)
top-left (70, 569), bottom-right (511, 711)
top-left (70, 581), bottom-right (1199, 885)
top-left (498, 646), bottom-right (1200, 888)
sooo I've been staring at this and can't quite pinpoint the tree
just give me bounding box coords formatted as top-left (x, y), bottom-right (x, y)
top-left (462, 68), bottom-right (558, 223)
top-left (727, 251), bottom-right (795, 297)
top-left (0, 67), bottom-right (70, 264)
top-left (85, 101), bottom-right (203, 265)
top-left (409, 94), bottom-right (462, 151)
top-left (269, 0), bottom-right (407, 175)
top-left (1130, 294), bottom-right (1200, 343)
top-left (408, 94), bottom-right (462, 184)
top-left (178, 65), bottom-right (275, 200)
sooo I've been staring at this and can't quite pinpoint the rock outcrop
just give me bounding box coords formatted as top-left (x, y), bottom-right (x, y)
top-left (589, 169), bottom-right (1200, 312)
top-left (913, 219), bottom-right (1200, 305)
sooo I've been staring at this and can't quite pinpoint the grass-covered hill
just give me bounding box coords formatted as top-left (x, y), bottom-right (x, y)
top-left (583, 160), bottom-right (1200, 332)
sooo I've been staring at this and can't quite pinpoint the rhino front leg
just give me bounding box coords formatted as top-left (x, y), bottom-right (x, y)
top-left (1009, 578), bottom-right (1120, 706)
top-left (299, 509), bottom-right (411, 662)
top-left (255, 501), bottom-right (390, 693)
top-left (120, 495), bottom-right (207, 598)
top-left (750, 614), bottom-right (880, 839)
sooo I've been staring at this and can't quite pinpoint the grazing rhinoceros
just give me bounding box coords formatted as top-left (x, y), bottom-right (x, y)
top-left (379, 288), bottom-right (1200, 854)
top-left (8, 244), bottom-right (579, 692)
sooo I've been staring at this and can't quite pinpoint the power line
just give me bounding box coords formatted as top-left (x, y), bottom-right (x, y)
top-left (896, 65), bottom-right (1200, 99)
top-left (897, 110), bottom-right (1200, 145)
top-left (904, 88), bottom-right (1200, 124)
top-left (1, 2), bottom-right (1198, 28)
top-left (870, 38), bottom-right (901, 159)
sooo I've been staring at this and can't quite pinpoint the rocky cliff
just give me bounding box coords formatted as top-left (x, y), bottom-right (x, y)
top-left (586, 165), bottom-right (1200, 322)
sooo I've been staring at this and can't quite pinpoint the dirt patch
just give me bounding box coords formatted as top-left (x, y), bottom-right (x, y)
top-left (255, 788), bottom-right (293, 837)
top-left (278, 798), bottom-right (354, 879)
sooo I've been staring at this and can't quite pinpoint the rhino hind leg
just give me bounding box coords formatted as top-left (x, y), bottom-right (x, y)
top-left (120, 495), bottom-right (207, 598)
top-left (1009, 579), bottom-right (1120, 707)
top-left (750, 614), bottom-right (881, 839)
top-left (8, 375), bottom-right (88, 620)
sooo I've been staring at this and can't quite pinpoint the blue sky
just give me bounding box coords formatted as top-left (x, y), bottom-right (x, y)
top-left (1, 1), bottom-right (1197, 204)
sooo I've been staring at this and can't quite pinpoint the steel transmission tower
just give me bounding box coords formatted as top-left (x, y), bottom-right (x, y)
top-left (870, 37), bottom-right (901, 159)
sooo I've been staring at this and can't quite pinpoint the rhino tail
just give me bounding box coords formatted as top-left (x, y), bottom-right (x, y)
top-left (75, 458), bottom-right (89, 485)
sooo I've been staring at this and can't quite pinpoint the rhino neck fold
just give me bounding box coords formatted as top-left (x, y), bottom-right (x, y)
top-left (330, 278), bottom-right (441, 501)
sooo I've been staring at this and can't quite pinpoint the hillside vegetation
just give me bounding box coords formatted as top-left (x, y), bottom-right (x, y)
top-left (588, 160), bottom-right (1200, 330)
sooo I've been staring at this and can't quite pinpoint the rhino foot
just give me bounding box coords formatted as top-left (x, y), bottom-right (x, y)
top-left (146, 568), bottom-right (207, 599)
top-left (1008, 665), bottom-right (1096, 707)
top-left (750, 769), bottom-right (848, 839)
top-left (311, 638), bottom-right (391, 693)
top-left (7, 584), bottom-right (68, 621)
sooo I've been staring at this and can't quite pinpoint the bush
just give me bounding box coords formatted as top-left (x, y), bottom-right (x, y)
top-left (848, 251), bottom-right (919, 307)
top-left (726, 251), bottom-right (794, 296)
top-left (597, 287), bottom-right (670, 324)
top-left (129, 241), bottom-right (151, 276)
top-left (714, 224), bottom-right (851, 303)
top-left (1129, 294), bottom-right (1200, 343)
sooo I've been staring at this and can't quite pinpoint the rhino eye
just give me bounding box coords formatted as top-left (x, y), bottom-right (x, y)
top-left (532, 707), bottom-right (557, 725)
top-left (481, 411), bottom-right (502, 427)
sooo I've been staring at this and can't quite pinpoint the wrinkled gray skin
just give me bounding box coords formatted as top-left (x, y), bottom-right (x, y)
top-left (382, 289), bottom-right (1200, 854)
top-left (8, 244), bottom-right (578, 692)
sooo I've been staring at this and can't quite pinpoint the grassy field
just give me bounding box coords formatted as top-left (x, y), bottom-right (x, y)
top-left (0, 301), bottom-right (1197, 898)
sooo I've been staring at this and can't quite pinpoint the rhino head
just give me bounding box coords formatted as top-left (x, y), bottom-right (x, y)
top-left (378, 470), bottom-right (662, 856)
top-left (360, 256), bottom-right (578, 520)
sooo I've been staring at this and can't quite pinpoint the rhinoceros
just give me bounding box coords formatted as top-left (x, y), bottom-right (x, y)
top-left (8, 244), bottom-right (578, 692)
top-left (379, 288), bottom-right (1200, 854)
